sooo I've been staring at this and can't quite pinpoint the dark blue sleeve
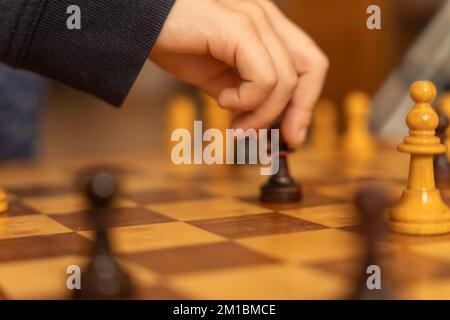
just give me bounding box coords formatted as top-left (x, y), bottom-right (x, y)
top-left (0, 0), bottom-right (176, 106)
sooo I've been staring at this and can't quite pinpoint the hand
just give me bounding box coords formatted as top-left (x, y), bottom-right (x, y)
top-left (150, 0), bottom-right (329, 147)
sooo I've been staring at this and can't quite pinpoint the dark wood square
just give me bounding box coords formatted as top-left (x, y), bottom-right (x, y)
top-left (49, 207), bottom-right (173, 231)
top-left (190, 212), bottom-right (325, 239)
top-left (0, 233), bottom-right (92, 263)
top-left (123, 242), bottom-right (276, 275)
top-left (6, 198), bottom-right (40, 216)
top-left (244, 194), bottom-right (345, 210)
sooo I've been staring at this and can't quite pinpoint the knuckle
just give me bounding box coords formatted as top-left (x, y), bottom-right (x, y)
top-left (317, 52), bottom-right (330, 72)
top-left (234, 13), bottom-right (253, 29)
top-left (262, 72), bottom-right (278, 90)
top-left (258, 0), bottom-right (276, 10)
top-left (281, 71), bottom-right (299, 92)
top-left (307, 49), bottom-right (329, 72)
top-left (246, 2), bottom-right (266, 20)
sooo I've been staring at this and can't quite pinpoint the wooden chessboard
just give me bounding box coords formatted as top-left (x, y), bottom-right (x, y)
top-left (1, 145), bottom-right (450, 300)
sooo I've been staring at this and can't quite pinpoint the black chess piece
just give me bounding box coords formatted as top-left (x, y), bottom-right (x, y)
top-left (260, 130), bottom-right (302, 203)
top-left (351, 188), bottom-right (390, 300)
top-left (434, 110), bottom-right (450, 186)
top-left (74, 170), bottom-right (132, 300)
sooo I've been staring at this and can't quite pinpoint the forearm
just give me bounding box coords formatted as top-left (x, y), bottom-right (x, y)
top-left (0, 0), bottom-right (176, 106)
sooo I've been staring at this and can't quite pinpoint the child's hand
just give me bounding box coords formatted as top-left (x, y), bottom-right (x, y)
top-left (151, 0), bottom-right (329, 147)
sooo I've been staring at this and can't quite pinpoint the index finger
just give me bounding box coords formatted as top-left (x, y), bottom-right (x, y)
top-left (211, 12), bottom-right (278, 111)
top-left (251, 0), bottom-right (329, 146)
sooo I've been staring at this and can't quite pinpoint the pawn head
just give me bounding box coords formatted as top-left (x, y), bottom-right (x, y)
top-left (344, 91), bottom-right (371, 116)
top-left (406, 81), bottom-right (439, 132)
top-left (86, 171), bottom-right (118, 208)
top-left (409, 81), bottom-right (437, 104)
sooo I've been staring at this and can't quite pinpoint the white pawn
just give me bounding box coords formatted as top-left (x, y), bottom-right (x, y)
top-left (388, 81), bottom-right (450, 235)
top-left (165, 94), bottom-right (197, 155)
top-left (341, 91), bottom-right (375, 159)
top-left (310, 98), bottom-right (338, 152)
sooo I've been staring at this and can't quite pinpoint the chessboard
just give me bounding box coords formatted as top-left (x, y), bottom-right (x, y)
top-left (1, 144), bottom-right (450, 300)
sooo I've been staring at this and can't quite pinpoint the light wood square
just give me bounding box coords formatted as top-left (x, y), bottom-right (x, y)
top-left (314, 183), bottom-right (360, 199)
top-left (78, 222), bottom-right (225, 253)
top-left (315, 181), bottom-right (404, 201)
top-left (281, 203), bottom-right (359, 228)
top-left (0, 215), bottom-right (72, 240)
top-left (400, 278), bottom-right (450, 300)
top-left (123, 175), bottom-right (174, 193)
top-left (23, 194), bottom-right (136, 214)
top-left (236, 229), bottom-right (363, 263)
top-left (168, 264), bottom-right (347, 299)
top-left (0, 255), bottom-right (158, 299)
top-left (147, 197), bottom-right (269, 221)
top-left (408, 241), bottom-right (450, 264)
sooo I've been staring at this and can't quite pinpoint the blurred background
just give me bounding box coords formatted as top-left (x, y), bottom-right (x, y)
top-left (0, 0), bottom-right (447, 160)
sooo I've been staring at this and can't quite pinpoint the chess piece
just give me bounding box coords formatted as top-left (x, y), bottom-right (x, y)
top-left (166, 94), bottom-right (197, 155)
top-left (74, 171), bottom-right (132, 299)
top-left (434, 110), bottom-right (450, 186)
top-left (388, 81), bottom-right (450, 235)
top-left (202, 92), bottom-right (231, 132)
top-left (260, 133), bottom-right (302, 203)
top-left (351, 188), bottom-right (390, 300)
top-left (310, 98), bottom-right (338, 151)
top-left (439, 93), bottom-right (450, 161)
top-left (202, 92), bottom-right (232, 163)
top-left (0, 188), bottom-right (7, 213)
top-left (341, 91), bottom-right (375, 159)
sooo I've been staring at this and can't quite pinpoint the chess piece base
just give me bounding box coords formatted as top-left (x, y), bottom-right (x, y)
top-left (388, 219), bottom-right (450, 236)
top-left (74, 253), bottom-right (132, 300)
top-left (388, 189), bottom-right (450, 235)
top-left (260, 183), bottom-right (302, 203)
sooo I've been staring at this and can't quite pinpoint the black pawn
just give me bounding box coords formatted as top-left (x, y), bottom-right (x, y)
top-left (351, 188), bottom-right (390, 300)
top-left (434, 110), bottom-right (450, 186)
top-left (260, 135), bottom-right (302, 203)
top-left (74, 171), bottom-right (132, 300)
